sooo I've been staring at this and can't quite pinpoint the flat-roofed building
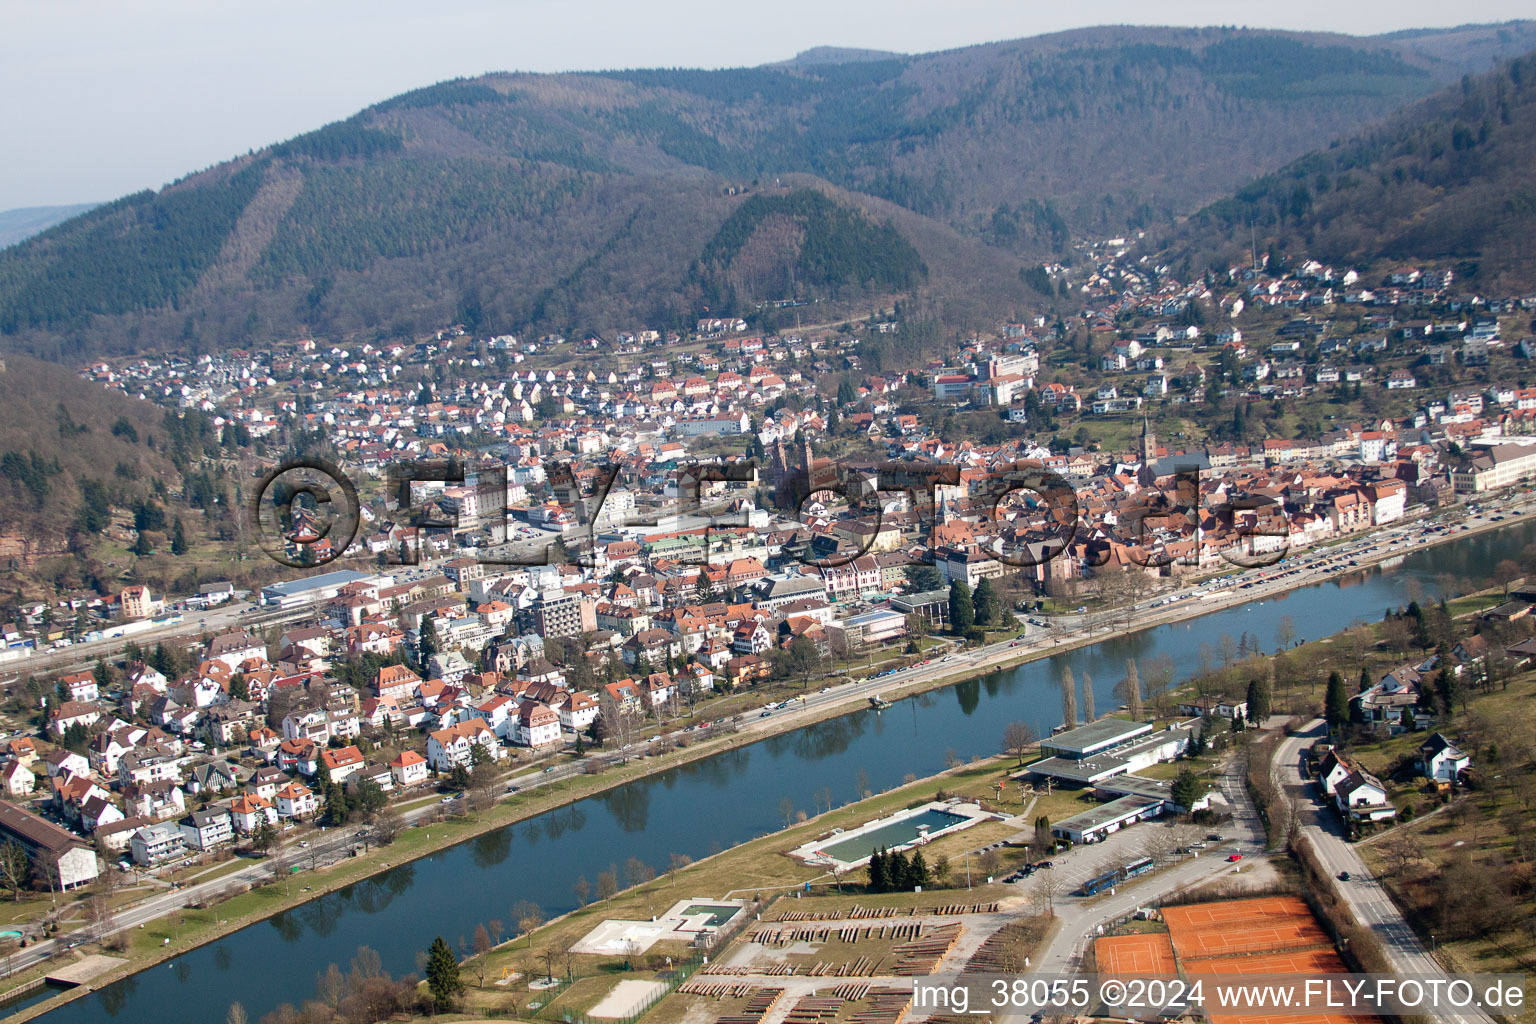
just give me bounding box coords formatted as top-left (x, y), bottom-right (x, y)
top-left (1039, 719), bottom-right (1153, 760)
top-left (890, 590), bottom-right (951, 630)
top-left (1052, 795), bottom-right (1165, 844)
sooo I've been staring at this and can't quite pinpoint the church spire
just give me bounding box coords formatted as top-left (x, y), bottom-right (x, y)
top-left (1140, 415), bottom-right (1156, 465)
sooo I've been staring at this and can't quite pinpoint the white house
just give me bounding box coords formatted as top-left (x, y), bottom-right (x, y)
top-left (1334, 770), bottom-right (1395, 822)
top-left (389, 750), bottom-right (429, 787)
top-left (513, 701), bottom-right (562, 748)
top-left (179, 808), bottom-right (234, 851)
top-left (275, 782), bottom-right (320, 819)
top-left (426, 720), bottom-right (501, 771)
top-left (1415, 732), bottom-right (1470, 784)
top-left (131, 822), bottom-right (187, 866)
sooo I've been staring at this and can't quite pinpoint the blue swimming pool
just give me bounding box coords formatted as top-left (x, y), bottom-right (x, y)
top-left (817, 808), bottom-right (968, 863)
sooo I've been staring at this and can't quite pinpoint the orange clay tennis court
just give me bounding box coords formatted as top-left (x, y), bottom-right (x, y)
top-left (1096, 897), bottom-right (1364, 1024)
top-left (1185, 949), bottom-right (1347, 976)
top-left (1164, 896), bottom-right (1332, 959)
top-left (1095, 933), bottom-right (1176, 975)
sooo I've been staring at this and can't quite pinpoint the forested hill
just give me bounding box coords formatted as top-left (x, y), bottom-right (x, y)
top-left (3, 21), bottom-right (1536, 361)
top-left (1167, 50), bottom-right (1536, 292)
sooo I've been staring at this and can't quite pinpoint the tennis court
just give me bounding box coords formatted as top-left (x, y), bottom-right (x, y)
top-left (1150, 897), bottom-right (1364, 1024)
top-left (1164, 896), bottom-right (1330, 959)
top-left (1186, 949), bottom-right (1345, 976)
top-left (1205, 1014), bottom-right (1376, 1024)
top-left (1095, 933), bottom-right (1176, 975)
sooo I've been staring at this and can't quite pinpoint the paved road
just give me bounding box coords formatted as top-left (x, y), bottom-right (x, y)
top-left (1273, 720), bottom-right (1495, 1024)
top-left (8, 491), bottom-right (1535, 982)
top-left (1021, 750), bottom-right (1266, 987)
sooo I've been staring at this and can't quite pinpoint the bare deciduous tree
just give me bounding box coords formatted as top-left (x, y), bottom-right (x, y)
top-left (1002, 721), bottom-right (1036, 765)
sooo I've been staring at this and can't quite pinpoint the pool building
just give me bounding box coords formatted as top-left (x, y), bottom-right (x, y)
top-left (1018, 718), bottom-right (1210, 843)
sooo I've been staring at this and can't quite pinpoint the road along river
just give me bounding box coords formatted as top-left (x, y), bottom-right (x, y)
top-left (33, 516), bottom-right (1536, 1024)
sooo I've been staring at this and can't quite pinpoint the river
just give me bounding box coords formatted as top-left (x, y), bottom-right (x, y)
top-left (37, 519), bottom-right (1532, 1024)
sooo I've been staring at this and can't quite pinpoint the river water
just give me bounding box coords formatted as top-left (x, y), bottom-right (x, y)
top-left (41, 520), bottom-right (1529, 1023)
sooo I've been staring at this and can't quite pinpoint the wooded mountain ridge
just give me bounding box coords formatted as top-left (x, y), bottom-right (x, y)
top-left (3, 21), bottom-right (1535, 361)
top-left (1165, 49), bottom-right (1536, 293)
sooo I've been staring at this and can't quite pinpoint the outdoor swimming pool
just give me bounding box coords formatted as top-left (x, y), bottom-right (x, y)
top-left (817, 807), bottom-right (969, 863)
top-left (679, 904), bottom-right (742, 928)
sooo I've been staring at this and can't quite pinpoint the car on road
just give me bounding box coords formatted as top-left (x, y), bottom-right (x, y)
top-left (1227, 854), bottom-right (1243, 862)
top-left (760, 710), bottom-right (772, 717)
top-left (543, 766), bottom-right (558, 773)
top-left (1207, 833), bottom-right (1223, 841)
top-left (820, 686), bottom-right (831, 693)
top-left (1337, 871), bottom-right (1351, 881)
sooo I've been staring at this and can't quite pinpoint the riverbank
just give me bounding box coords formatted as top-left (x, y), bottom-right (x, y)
top-left (14, 493), bottom-right (1536, 1023)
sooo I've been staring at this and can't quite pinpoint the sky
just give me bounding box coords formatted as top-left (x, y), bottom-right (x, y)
top-left (1, 0), bottom-right (1532, 209)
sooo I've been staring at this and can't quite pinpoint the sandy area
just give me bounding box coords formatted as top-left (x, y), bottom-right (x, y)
top-left (589, 978), bottom-right (669, 1019)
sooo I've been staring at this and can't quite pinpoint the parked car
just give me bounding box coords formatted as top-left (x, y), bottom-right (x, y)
top-left (1227, 854), bottom-right (1243, 862)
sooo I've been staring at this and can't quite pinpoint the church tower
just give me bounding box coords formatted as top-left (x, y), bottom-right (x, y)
top-left (1140, 416), bottom-right (1157, 465)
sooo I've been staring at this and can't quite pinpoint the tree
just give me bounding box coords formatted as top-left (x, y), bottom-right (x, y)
top-left (906, 565), bottom-right (944, 593)
top-left (948, 581), bottom-right (975, 634)
top-left (1001, 721), bottom-right (1036, 765)
top-left (972, 578), bottom-right (1000, 627)
top-left (596, 867), bottom-right (619, 902)
top-left (1080, 670), bottom-right (1095, 722)
top-left (371, 807), bottom-right (405, 846)
top-left (1029, 817), bottom-right (1053, 862)
top-left (226, 1003), bottom-right (249, 1024)
top-left (171, 516), bottom-right (188, 556)
top-left (511, 899), bottom-right (544, 947)
top-left (417, 617), bottom-right (439, 661)
top-left (597, 693), bottom-right (639, 759)
top-left (1107, 662), bottom-right (1140, 722)
top-left (0, 842), bottom-right (28, 901)
top-left (1171, 769), bottom-right (1202, 812)
top-left (424, 936), bottom-right (464, 1011)
top-left (1245, 678), bottom-right (1271, 724)
top-left (623, 856), bottom-right (655, 890)
top-left (908, 849), bottom-right (930, 888)
top-left (1434, 642), bottom-right (1463, 716)
top-left (1275, 615), bottom-right (1296, 654)
top-left (867, 849), bottom-right (887, 892)
top-left (1058, 665), bottom-right (1077, 727)
top-left (837, 377), bottom-right (857, 407)
top-left (887, 849), bottom-right (911, 889)
top-left (572, 875), bottom-right (591, 906)
top-left (1324, 671), bottom-right (1349, 734)
top-left (1493, 559), bottom-right (1522, 597)
top-left (693, 570), bottom-right (717, 604)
